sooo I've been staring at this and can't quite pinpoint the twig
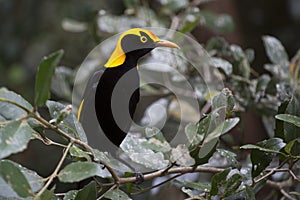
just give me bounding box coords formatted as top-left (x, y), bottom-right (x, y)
top-left (0, 97), bottom-right (33, 113)
top-left (32, 113), bottom-right (120, 183)
top-left (280, 189), bottom-right (296, 200)
top-left (97, 184), bottom-right (118, 200)
top-left (131, 173), bottom-right (182, 195)
top-left (118, 165), bottom-right (223, 184)
top-left (34, 142), bottom-right (73, 199)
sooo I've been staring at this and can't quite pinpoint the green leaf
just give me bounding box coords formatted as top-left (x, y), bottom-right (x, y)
top-left (0, 160), bottom-right (32, 198)
top-left (200, 11), bottom-right (234, 34)
top-left (211, 88), bottom-right (235, 114)
top-left (0, 88), bottom-right (33, 120)
top-left (121, 134), bottom-right (169, 170)
top-left (262, 35), bottom-right (289, 65)
top-left (141, 138), bottom-right (171, 153)
top-left (223, 173), bottom-right (242, 198)
top-left (0, 160), bottom-right (44, 198)
top-left (203, 117), bottom-right (240, 144)
top-left (46, 101), bottom-right (87, 143)
top-left (210, 168), bottom-right (230, 196)
top-left (245, 185), bottom-right (255, 200)
top-left (173, 180), bottom-right (210, 192)
top-left (210, 57), bottom-right (233, 76)
top-left (275, 99), bottom-right (290, 139)
top-left (241, 138), bottom-right (286, 178)
top-left (284, 139), bottom-right (300, 156)
top-left (185, 122), bottom-right (203, 145)
top-left (69, 146), bottom-right (91, 161)
top-left (275, 114), bottom-right (300, 128)
top-left (284, 95), bottom-right (300, 141)
top-left (104, 188), bottom-right (132, 200)
top-left (217, 149), bottom-right (238, 167)
top-left (40, 188), bottom-right (55, 200)
top-left (51, 67), bottom-right (73, 101)
top-left (170, 144), bottom-right (195, 166)
top-left (0, 120), bottom-right (33, 159)
top-left (74, 181), bottom-right (96, 200)
top-left (63, 190), bottom-right (78, 200)
top-left (34, 50), bottom-right (64, 107)
top-left (58, 162), bottom-right (105, 183)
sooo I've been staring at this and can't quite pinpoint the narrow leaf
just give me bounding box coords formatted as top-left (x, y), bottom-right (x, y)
top-left (275, 114), bottom-right (300, 128)
top-left (35, 50), bottom-right (64, 107)
top-left (74, 181), bottom-right (96, 200)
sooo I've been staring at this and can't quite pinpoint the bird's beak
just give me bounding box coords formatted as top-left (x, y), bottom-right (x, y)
top-left (155, 40), bottom-right (180, 49)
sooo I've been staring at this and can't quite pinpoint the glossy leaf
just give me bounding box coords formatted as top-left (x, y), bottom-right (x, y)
top-left (223, 173), bottom-right (242, 198)
top-left (275, 114), bottom-right (300, 128)
top-left (210, 168), bottom-right (230, 196)
top-left (0, 160), bottom-right (32, 198)
top-left (35, 50), bottom-right (64, 107)
top-left (0, 120), bottom-right (33, 159)
top-left (58, 162), bottom-right (106, 182)
top-left (0, 88), bottom-right (33, 120)
top-left (284, 139), bottom-right (300, 156)
top-left (104, 188), bottom-right (132, 200)
top-left (284, 95), bottom-right (300, 141)
top-left (241, 138), bottom-right (286, 178)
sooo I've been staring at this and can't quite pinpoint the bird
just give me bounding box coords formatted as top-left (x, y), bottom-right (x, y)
top-left (77, 28), bottom-right (179, 152)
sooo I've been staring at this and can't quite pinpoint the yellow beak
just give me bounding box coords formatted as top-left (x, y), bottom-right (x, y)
top-left (156, 40), bottom-right (180, 49)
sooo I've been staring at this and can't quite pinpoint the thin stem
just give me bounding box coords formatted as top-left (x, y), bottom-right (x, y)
top-left (97, 184), bottom-right (118, 200)
top-left (0, 97), bottom-right (33, 113)
top-left (131, 173), bottom-right (182, 195)
top-left (118, 165), bottom-right (223, 184)
top-left (34, 142), bottom-right (73, 199)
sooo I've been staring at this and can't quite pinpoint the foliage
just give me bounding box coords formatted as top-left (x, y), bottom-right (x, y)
top-left (0, 0), bottom-right (300, 199)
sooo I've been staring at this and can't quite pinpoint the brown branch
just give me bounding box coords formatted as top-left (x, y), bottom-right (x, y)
top-left (118, 165), bottom-right (223, 184)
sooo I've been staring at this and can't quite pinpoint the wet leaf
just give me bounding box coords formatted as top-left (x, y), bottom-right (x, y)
top-left (0, 88), bottom-right (33, 120)
top-left (46, 101), bottom-right (87, 143)
top-left (69, 146), bottom-right (91, 161)
top-left (241, 138), bottom-right (286, 178)
top-left (200, 11), bottom-right (234, 34)
top-left (223, 173), bottom-right (242, 198)
top-left (262, 35), bottom-right (289, 65)
top-left (217, 149), bottom-right (238, 167)
top-left (58, 162), bottom-right (106, 182)
top-left (210, 57), bottom-right (233, 76)
top-left (0, 120), bottom-right (33, 159)
top-left (0, 160), bottom-right (32, 198)
top-left (210, 168), bottom-right (230, 196)
top-left (171, 144), bottom-right (195, 166)
top-left (121, 134), bottom-right (169, 170)
top-left (104, 188), bottom-right (132, 200)
top-left (35, 50), bottom-right (64, 107)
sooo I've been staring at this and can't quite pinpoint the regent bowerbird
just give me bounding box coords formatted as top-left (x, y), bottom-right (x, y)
top-left (78, 28), bottom-right (179, 151)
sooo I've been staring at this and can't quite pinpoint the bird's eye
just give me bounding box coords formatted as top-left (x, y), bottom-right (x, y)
top-left (140, 36), bottom-right (148, 43)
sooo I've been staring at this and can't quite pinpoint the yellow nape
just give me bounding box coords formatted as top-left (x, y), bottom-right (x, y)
top-left (77, 99), bottom-right (84, 120)
top-left (104, 28), bottom-right (160, 68)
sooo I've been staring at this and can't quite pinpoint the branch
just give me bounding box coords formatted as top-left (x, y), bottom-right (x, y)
top-left (118, 165), bottom-right (223, 184)
top-left (34, 142), bottom-right (73, 199)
